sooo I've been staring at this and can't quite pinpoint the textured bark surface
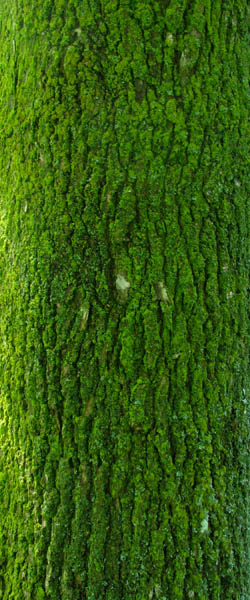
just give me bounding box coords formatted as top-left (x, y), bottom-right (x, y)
top-left (0, 1), bottom-right (249, 599)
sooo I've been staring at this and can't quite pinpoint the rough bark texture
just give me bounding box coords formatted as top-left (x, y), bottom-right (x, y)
top-left (0, 1), bottom-right (249, 599)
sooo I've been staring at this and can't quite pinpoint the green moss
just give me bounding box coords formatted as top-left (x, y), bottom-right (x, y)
top-left (0, 0), bottom-right (249, 598)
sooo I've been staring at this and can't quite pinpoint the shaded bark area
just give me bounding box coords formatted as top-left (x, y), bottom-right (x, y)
top-left (0, 1), bottom-right (249, 599)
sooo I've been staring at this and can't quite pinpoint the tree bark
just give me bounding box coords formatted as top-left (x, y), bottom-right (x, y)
top-left (0, 1), bottom-right (249, 599)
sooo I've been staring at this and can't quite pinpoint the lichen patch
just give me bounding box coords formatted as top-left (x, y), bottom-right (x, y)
top-left (116, 274), bottom-right (130, 292)
top-left (201, 514), bottom-right (209, 533)
top-left (154, 281), bottom-right (170, 302)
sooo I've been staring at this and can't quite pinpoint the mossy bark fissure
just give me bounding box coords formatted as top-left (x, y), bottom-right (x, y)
top-left (0, 1), bottom-right (249, 599)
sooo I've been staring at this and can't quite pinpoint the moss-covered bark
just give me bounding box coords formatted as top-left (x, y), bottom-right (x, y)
top-left (0, 1), bottom-right (249, 598)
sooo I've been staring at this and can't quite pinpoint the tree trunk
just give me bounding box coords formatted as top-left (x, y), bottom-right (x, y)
top-left (0, 1), bottom-right (249, 599)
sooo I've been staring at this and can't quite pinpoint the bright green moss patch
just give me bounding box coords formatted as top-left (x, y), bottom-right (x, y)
top-left (0, 0), bottom-right (249, 598)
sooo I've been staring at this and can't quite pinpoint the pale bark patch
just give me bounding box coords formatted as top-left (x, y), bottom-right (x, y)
top-left (116, 274), bottom-right (130, 292)
top-left (148, 585), bottom-right (161, 599)
top-left (166, 32), bottom-right (174, 45)
top-left (154, 281), bottom-right (170, 302)
top-left (201, 513), bottom-right (209, 533)
top-left (79, 306), bottom-right (89, 330)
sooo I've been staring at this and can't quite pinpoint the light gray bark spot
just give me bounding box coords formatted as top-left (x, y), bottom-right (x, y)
top-left (116, 274), bottom-right (130, 292)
